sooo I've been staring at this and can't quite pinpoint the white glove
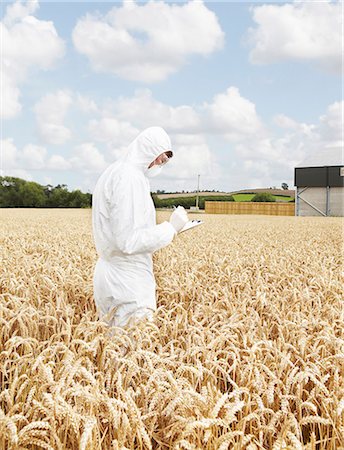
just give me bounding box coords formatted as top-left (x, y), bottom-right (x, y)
top-left (169, 206), bottom-right (189, 233)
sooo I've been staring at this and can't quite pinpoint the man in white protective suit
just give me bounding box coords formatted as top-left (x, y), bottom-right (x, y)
top-left (92, 127), bottom-right (189, 328)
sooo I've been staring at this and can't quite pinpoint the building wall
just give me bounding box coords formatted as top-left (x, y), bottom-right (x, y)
top-left (296, 187), bottom-right (344, 216)
top-left (330, 188), bottom-right (344, 216)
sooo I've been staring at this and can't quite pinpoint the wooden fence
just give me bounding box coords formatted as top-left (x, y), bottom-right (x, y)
top-left (205, 201), bottom-right (295, 216)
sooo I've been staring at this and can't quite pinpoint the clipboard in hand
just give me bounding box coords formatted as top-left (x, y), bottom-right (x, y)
top-left (179, 219), bottom-right (204, 233)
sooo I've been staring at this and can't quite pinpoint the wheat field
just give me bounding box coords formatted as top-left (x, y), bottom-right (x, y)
top-left (0, 209), bottom-right (343, 450)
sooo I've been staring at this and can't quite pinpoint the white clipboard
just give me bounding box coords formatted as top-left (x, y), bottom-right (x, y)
top-left (179, 219), bottom-right (204, 233)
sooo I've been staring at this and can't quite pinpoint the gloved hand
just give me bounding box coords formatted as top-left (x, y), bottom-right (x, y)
top-left (169, 206), bottom-right (189, 233)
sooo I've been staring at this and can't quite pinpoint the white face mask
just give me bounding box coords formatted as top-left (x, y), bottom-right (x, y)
top-left (146, 165), bottom-right (163, 178)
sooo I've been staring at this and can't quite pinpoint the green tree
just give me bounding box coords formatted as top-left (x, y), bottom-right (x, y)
top-left (251, 193), bottom-right (276, 202)
top-left (0, 177), bottom-right (27, 207)
top-left (0, 176), bottom-right (92, 208)
top-left (48, 185), bottom-right (70, 207)
top-left (18, 181), bottom-right (46, 207)
top-left (68, 189), bottom-right (91, 208)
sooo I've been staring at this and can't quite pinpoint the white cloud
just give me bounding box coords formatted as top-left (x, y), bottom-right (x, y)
top-left (165, 134), bottom-right (217, 180)
top-left (148, 133), bottom-right (220, 192)
top-left (204, 87), bottom-right (266, 140)
top-left (243, 160), bottom-right (270, 178)
top-left (1, 72), bottom-right (22, 118)
top-left (2, 0), bottom-right (39, 26)
top-left (113, 87), bottom-right (264, 141)
top-left (248, 1), bottom-right (341, 73)
top-left (318, 101), bottom-right (343, 147)
top-left (46, 154), bottom-right (71, 171)
top-left (1, 0), bottom-right (65, 119)
top-left (76, 94), bottom-right (99, 114)
top-left (273, 101), bottom-right (343, 162)
top-left (72, 1), bottom-right (224, 82)
top-left (1, 138), bottom-right (18, 171)
top-left (0, 138), bottom-right (69, 174)
top-left (232, 99), bottom-right (343, 189)
top-left (83, 87), bottom-right (271, 188)
top-left (3, 83), bottom-right (341, 193)
top-left (33, 90), bottom-right (105, 145)
top-left (273, 114), bottom-right (315, 137)
top-left (34, 90), bottom-right (73, 145)
top-left (104, 86), bottom-right (257, 135)
top-left (273, 114), bottom-right (300, 130)
top-left (32, 142), bottom-right (108, 174)
top-left (3, 168), bottom-right (33, 180)
top-left (115, 89), bottom-right (201, 132)
top-left (87, 90), bottom-right (219, 185)
top-left (21, 144), bottom-right (47, 169)
top-left (232, 123), bottom-right (311, 188)
top-left (0, 138), bottom-right (109, 177)
top-left (89, 117), bottom-right (138, 147)
top-left (69, 143), bottom-right (108, 173)
top-left (0, 139), bottom-right (40, 180)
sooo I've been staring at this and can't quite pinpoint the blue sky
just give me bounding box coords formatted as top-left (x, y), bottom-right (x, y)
top-left (1, 0), bottom-right (342, 193)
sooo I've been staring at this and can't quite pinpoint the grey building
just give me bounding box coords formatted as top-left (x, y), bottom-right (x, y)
top-left (294, 148), bottom-right (344, 217)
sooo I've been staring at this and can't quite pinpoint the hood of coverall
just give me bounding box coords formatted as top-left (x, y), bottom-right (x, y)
top-left (121, 127), bottom-right (172, 174)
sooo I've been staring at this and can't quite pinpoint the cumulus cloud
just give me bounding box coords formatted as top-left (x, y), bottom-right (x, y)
top-left (107, 86), bottom-right (263, 140)
top-left (0, 138), bottom-right (109, 179)
top-left (113, 87), bottom-right (266, 141)
top-left (204, 87), bottom-right (266, 140)
top-left (34, 90), bottom-right (106, 145)
top-left (165, 134), bottom-right (217, 179)
top-left (1, 138), bottom-right (18, 171)
top-left (273, 114), bottom-right (316, 139)
top-left (248, 1), bottom-right (341, 73)
top-left (2, 0), bottom-right (39, 26)
top-left (1, 138), bottom-right (65, 175)
top-left (1, 138), bottom-right (48, 172)
top-left (318, 101), bottom-right (343, 147)
top-left (46, 154), bottom-right (71, 171)
top-left (76, 94), bottom-right (99, 114)
top-left (34, 90), bottom-right (73, 145)
top-left (83, 87), bottom-right (269, 186)
top-left (148, 133), bottom-right (221, 193)
top-left (115, 89), bottom-right (201, 132)
top-left (233, 123), bottom-right (310, 184)
top-left (274, 101), bottom-right (343, 153)
top-left (3, 84), bottom-right (340, 192)
top-left (72, 1), bottom-right (224, 82)
top-left (89, 117), bottom-right (139, 148)
top-left (85, 90), bottom-right (219, 184)
top-left (234, 99), bottom-right (343, 188)
top-left (69, 143), bottom-right (108, 173)
top-left (21, 144), bottom-right (47, 170)
top-left (1, 0), bottom-right (65, 119)
top-left (0, 139), bottom-right (40, 179)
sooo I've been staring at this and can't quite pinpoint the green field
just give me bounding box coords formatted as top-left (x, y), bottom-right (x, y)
top-left (153, 193), bottom-right (294, 210)
top-left (232, 193), bottom-right (293, 202)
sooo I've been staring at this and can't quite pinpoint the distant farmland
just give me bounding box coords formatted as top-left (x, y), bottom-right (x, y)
top-left (155, 189), bottom-right (295, 208)
top-left (157, 188), bottom-right (295, 200)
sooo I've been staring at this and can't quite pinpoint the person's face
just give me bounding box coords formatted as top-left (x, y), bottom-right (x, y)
top-left (148, 151), bottom-right (173, 169)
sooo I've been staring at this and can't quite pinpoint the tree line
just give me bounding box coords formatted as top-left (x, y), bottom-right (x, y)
top-left (0, 177), bottom-right (92, 208)
top-left (0, 176), bottom-right (293, 209)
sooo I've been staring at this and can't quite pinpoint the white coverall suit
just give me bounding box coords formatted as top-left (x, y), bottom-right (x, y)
top-left (92, 127), bottom-right (177, 327)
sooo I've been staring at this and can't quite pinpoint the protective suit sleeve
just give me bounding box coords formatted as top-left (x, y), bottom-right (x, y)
top-left (109, 172), bottom-right (176, 255)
